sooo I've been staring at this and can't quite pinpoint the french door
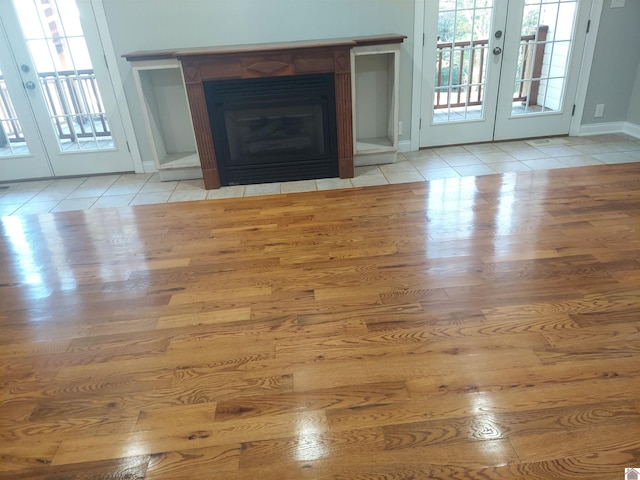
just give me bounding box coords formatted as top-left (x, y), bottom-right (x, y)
top-left (0, 0), bottom-right (133, 181)
top-left (419, 0), bottom-right (592, 147)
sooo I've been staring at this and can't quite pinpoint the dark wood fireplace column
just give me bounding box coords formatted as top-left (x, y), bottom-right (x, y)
top-left (174, 41), bottom-right (355, 189)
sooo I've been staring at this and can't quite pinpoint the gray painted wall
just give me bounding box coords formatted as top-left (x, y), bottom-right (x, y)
top-left (581, 1), bottom-right (640, 125)
top-left (102, 0), bottom-right (414, 167)
top-left (628, 62), bottom-right (640, 125)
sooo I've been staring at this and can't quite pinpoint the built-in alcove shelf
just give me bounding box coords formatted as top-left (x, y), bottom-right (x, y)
top-left (357, 138), bottom-right (394, 150)
top-left (352, 43), bottom-right (401, 166)
top-left (124, 35), bottom-right (405, 188)
top-left (129, 59), bottom-right (201, 181)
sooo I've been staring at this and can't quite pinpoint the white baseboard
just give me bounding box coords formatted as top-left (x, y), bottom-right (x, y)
top-left (624, 122), bottom-right (640, 139)
top-left (578, 122), bottom-right (627, 136)
top-left (398, 140), bottom-right (412, 153)
top-left (354, 151), bottom-right (397, 166)
top-left (142, 161), bottom-right (157, 173)
top-left (578, 121), bottom-right (640, 139)
top-left (158, 167), bottom-right (203, 181)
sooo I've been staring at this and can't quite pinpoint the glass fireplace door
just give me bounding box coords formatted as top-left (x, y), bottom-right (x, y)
top-left (205, 73), bottom-right (338, 186)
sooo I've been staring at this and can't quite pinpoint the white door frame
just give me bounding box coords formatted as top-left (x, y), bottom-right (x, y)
top-left (569, 0), bottom-right (603, 136)
top-left (410, 0), bottom-right (602, 150)
top-left (88, 0), bottom-right (143, 173)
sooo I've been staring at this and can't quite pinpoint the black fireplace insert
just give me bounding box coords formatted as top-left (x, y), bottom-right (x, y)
top-left (204, 73), bottom-right (339, 186)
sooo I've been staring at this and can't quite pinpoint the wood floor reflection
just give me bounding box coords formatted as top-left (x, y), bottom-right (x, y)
top-left (1, 163), bottom-right (640, 479)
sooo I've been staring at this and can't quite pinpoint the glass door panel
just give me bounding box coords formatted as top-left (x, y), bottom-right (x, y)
top-left (434, 0), bottom-right (494, 123)
top-left (511, 0), bottom-right (578, 116)
top-left (0, 18), bottom-right (52, 180)
top-left (421, 0), bottom-right (508, 147)
top-left (494, 0), bottom-right (590, 140)
top-left (12, 0), bottom-right (114, 153)
top-left (0, 66), bottom-right (30, 157)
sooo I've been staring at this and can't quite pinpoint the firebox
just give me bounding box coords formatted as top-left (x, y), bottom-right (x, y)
top-left (204, 73), bottom-right (338, 186)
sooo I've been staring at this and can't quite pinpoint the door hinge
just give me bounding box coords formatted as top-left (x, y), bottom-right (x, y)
top-left (126, 141), bottom-right (131, 152)
top-left (422, 33), bottom-right (425, 46)
top-left (104, 54), bottom-right (109, 70)
top-left (586, 19), bottom-right (591, 33)
top-left (572, 104), bottom-right (576, 116)
top-left (419, 118), bottom-right (422, 129)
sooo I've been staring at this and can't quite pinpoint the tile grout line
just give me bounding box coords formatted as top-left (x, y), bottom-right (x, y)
top-left (1, 134), bottom-right (639, 216)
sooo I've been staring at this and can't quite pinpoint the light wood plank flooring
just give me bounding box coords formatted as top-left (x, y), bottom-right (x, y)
top-left (1, 162), bottom-right (640, 479)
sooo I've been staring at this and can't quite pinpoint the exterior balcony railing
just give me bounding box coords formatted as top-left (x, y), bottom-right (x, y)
top-left (435, 26), bottom-right (548, 110)
top-left (0, 69), bottom-right (111, 148)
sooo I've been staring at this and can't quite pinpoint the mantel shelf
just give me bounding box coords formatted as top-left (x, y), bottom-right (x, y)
top-left (122, 35), bottom-right (406, 62)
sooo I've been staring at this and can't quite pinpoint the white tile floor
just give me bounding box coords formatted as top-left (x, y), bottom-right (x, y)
top-left (1, 133), bottom-right (639, 217)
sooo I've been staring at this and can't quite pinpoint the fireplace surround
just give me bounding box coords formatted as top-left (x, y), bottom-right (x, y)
top-left (123, 35), bottom-right (406, 189)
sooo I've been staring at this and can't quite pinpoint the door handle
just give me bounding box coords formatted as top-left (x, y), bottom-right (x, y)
top-left (24, 81), bottom-right (36, 90)
top-left (493, 46), bottom-right (503, 55)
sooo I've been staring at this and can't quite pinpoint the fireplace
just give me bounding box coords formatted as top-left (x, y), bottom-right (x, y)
top-left (123, 35), bottom-right (406, 189)
top-left (204, 73), bottom-right (338, 185)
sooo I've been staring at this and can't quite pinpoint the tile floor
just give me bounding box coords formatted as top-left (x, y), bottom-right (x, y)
top-left (1, 133), bottom-right (639, 217)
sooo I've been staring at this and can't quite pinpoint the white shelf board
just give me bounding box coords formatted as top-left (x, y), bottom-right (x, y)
top-left (356, 137), bottom-right (394, 154)
top-left (158, 152), bottom-right (199, 169)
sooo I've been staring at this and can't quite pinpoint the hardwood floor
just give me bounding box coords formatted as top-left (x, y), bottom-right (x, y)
top-left (1, 162), bottom-right (640, 479)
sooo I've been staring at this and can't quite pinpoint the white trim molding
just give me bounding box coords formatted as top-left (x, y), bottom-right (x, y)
top-left (90, 0), bottom-right (144, 173)
top-left (410, 0), bottom-right (425, 152)
top-left (570, 0), bottom-right (603, 136)
top-left (398, 140), bottom-right (412, 153)
top-left (625, 122), bottom-right (640, 139)
top-left (578, 121), bottom-right (640, 139)
top-left (142, 160), bottom-right (157, 173)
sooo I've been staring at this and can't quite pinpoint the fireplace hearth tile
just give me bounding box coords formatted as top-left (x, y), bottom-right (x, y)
top-left (206, 185), bottom-right (246, 199)
top-left (244, 183), bottom-right (282, 197)
top-left (281, 180), bottom-right (318, 194)
top-left (316, 178), bottom-right (354, 191)
top-left (352, 174), bottom-right (389, 188)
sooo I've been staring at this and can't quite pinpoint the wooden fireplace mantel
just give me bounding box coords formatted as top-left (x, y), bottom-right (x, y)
top-left (124, 35), bottom-right (406, 189)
